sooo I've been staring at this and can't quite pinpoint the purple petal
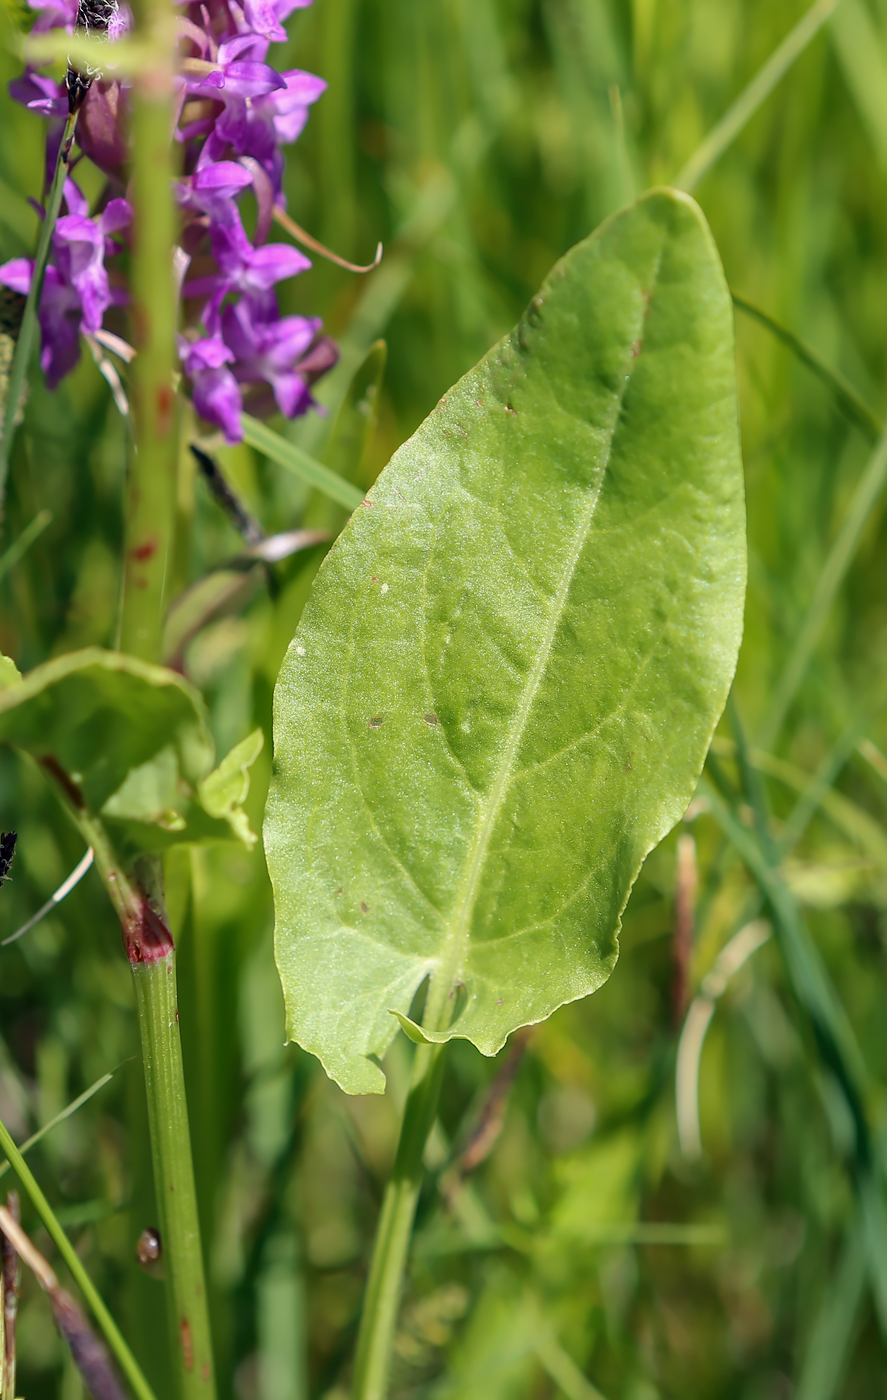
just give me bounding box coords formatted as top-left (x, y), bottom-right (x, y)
top-left (265, 69), bottom-right (327, 144)
top-left (62, 179), bottom-right (90, 217)
top-left (188, 69), bottom-right (226, 92)
top-left (179, 334), bottom-right (235, 374)
top-left (244, 242), bottom-right (312, 289)
top-left (100, 198), bottom-right (132, 234)
top-left (191, 366), bottom-right (244, 442)
top-left (78, 81), bottom-right (129, 176)
top-left (53, 215), bottom-right (109, 332)
top-left (217, 34), bottom-right (268, 63)
top-left (273, 0), bottom-right (313, 19)
top-left (269, 369), bottom-right (312, 418)
top-left (241, 0), bottom-right (286, 42)
top-left (38, 267), bottom-right (83, 388)
top-left (220, 61), bottom-right (287, 97)
top-left (0, 259), bottom-right (34, 296)
top-left (9, 70), bottom-right (65, 112)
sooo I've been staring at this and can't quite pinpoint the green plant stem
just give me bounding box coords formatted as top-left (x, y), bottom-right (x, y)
top-left (119, 0), bottom-right (179, 661)
top-left (131, 949), bottom-right (215, 1397)
top-left (675, 0), bottom-right (844, 192)
top-left (0, 1116), bottom-right (157, 1400)
top-left (77, 817), bottom-right (217, 1398)
top-left (353, 971), bottom-right (456, 1400)
top-left (112, 1), bottom-right (217, 1391)
top-left (0, 112), bottom-right (77, 514)
top-left (352, 1041), bottom-right (446, 1400)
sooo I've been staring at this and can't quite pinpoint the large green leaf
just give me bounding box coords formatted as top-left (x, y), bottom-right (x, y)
top-left (265, 189), bottom-right (746, 1094)
top-left (0, 648), bottom-right (260, 856)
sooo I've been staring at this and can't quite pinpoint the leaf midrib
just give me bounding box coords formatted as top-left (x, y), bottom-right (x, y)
top-left (428, 269), bottom-right (656, 1023)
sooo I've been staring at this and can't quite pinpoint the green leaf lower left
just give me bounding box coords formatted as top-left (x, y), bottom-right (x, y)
top-left (0, 648), bottom-right (258, 853)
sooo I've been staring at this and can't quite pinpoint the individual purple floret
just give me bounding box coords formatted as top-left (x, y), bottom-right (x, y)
top-left (0, 195), bottom-right (131, 385)
top-left (2, 0), bottom-right (335, 441)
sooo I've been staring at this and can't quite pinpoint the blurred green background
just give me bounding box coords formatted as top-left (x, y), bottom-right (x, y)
top-left (4, 0), bottom-right (887, 1396)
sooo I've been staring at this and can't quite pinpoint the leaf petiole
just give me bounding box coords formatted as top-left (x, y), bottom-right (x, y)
top-left (352, 1038), bottom-right (447, 1400)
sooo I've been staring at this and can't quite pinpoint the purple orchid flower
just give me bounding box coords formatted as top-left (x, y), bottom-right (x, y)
top-left (0, 197), bottom-right (131, 386)
top-left (201, 68), bottom-right (326, 194)
top-left (184, 206), bottom-right (311, 328)
top-left (8, 0), bottom-right (337, 436)
top-left (221, 299), bottom-right (323, 418)
top-left (175, 160), bottom-right (254, 224)
top-left (183, 35), bottom-right (286, 101)
top-left (179, 333), bottom-right (243, 442)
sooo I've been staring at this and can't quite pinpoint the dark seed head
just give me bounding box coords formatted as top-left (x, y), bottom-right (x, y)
top-left (0, 832), bottom-right (17, 886)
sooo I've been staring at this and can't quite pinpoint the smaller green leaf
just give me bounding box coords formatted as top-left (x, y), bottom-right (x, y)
top-left (390, 1010), bottom-right (430, 1045)
top-left (197, 727), bottom-right (265, 848)
top-left (0, 652), bottom-right (21, 690)
top-left (0, 648), bottom-right (235, 856)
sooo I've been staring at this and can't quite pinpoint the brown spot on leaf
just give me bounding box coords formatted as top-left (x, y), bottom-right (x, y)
top-left (156, 383), bottom-right (173, 437)
top-left (131, 537), bottom-right (158, 562)
top-left (369, 716), bottom-right (384, 729)
top-left (423, 713), bottom-right (439, 726)
top-left (360, 901), bottom-right (369, 914)
top-left (181, 1317), bottom-right (193, 1371)
top-left (631, 338), bottom-right (642, 358)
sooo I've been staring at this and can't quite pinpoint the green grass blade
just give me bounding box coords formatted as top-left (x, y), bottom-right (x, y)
top-left (0, 1115), bottom-right (158, 1400)
top-left (0, 509), bottom-right (53, 583)
top-left (829, 0), bottom-right (887, 170)
top-left (0, 1069), bottom-right (117, 1182)
top-left (796, 1220), bottom-right (866, 1400)
top-left (241, 414), bottom-right (365, 511)
top-left (708, 702), bottom-right (887, 1331)
top-left (675, 0), bottom-right (845, 192)
top-left (0, 111), bottom-right (77, 512)
top-left (732, 294), bottom-right (881, 444)
top-left (759, 422), bottom-right (887, 750)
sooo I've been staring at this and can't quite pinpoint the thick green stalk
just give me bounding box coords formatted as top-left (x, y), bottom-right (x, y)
top-left (0, 111), bottom-right (77, 513)
top-left (111, 3), bottom-right (215, 1386)
top-left (131, 949), bottom-right (215, 1396)
top-left (78, 822), bottom-right (217, 1398)
top-left (119, 0), bottom-right (179, 660)
top-left (352, 976), bottom-right (452, 1400)
top-left (0, 1116), bottom-right (156, 1400)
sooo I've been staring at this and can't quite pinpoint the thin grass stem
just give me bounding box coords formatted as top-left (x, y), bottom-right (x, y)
top-left (0, 509), bottom-right (53, 583)
top-left (675, 0), bottom-right (844, 192)
top-left (759, 421), bottom-right (887, 750)
top-left (732, 294), bottom-right (881, 444)
top-left (0, 1115), bottom-right (157, 1400)
top-left (0, 1068), bottom-right (117, 1182)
